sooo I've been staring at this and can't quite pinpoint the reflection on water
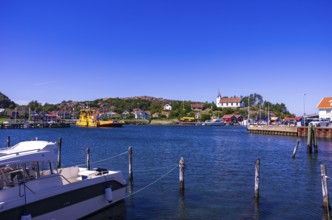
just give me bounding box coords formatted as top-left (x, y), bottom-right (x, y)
top-left (2, 126), bottom-right (332, 219)
top-left (81, 201), bottom-right (126, 220)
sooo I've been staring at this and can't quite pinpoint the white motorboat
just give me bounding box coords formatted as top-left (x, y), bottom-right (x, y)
top-left (202, 119), bottom-right (225, 126)
top-left (0, 140), bottom-right (127, 219)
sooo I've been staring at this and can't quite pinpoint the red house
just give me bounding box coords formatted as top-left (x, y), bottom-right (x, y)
top-left (191, 103), bottom-right (203, 111)
top-left (222, 114), bottom-right (243, 125)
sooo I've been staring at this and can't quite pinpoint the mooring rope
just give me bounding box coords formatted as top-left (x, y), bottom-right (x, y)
top-left (90, 151), bottom-right (127, 165)
top-left (124, 165), bottom-right (178, 198)
top-left (122, 164), bottom-right (178, 173)
top-left (323, 174), bottom-right (331, 179)
top-left (75, 151), bottom-right (127, 167)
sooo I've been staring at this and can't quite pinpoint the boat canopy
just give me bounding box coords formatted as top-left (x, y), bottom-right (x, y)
top-left (0, 141), bottom-right (57, 165)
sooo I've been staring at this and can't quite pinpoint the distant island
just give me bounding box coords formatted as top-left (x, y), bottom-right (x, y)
top-left (0, 92), bottom-right (294, 124)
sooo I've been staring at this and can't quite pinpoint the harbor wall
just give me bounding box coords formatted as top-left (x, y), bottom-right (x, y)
top-left (0, 122), bottom-right (70, 129)
top-left (247, 125), bottom-right (332, 139)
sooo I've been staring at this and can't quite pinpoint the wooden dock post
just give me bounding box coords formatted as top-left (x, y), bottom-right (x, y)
top-left (254, 159), bottom-right (260, 200)
top-left (128, 146), bottom-right (133, 182)
top-left (321, 164), bottom-right (330, 211)
top-left (292, 140), bottom-right (300, 159)
top-left (57, 138), bottom-right (62, 168)
top-left (307, 124), bottom-right (313, 153)
top-left (179, 157), bottom-right (185, 194)
top-left (86, 147), bottom-right (91, 170)
top-left (313, 127), bottom-right (318, 153)
top-left (7, 136), bottom-right (10, 148)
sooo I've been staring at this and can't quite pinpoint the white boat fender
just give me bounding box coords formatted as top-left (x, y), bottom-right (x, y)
top-left (105, 186), bottom-right (112, 203)
top-left (21, 211), bottom-right (32, 220)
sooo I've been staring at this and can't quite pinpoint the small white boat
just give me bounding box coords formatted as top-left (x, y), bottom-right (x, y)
top-left (202, 119), bottom-right (225, 126)
top-left (0, 140), bottom-right (127, 219)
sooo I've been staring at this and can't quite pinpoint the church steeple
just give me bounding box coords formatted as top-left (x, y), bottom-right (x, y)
top-left (216, 89), bottom-right (222, 108)
top-left (217, 89), bottom-right (221, 98)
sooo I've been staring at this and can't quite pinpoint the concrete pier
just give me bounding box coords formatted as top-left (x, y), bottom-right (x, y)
top-left (298, 126), bottom-right (332, 139)
top-left (248, 125), bottom-right (332, 139)
top-left (247, 125), bottom-right (297, 136)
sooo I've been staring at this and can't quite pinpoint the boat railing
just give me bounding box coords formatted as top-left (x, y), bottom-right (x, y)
top-left (59, 174), bottom-right (72, 184)
top-left (0, 148), bottom-right (42, 158)
top-left (37, 172), bottom-right (72, 184)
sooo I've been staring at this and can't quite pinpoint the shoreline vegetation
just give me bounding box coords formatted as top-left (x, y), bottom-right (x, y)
top-left (1, 92), bottom-right (294, 125)
top-left (149, 119), bottom-right (179, 125)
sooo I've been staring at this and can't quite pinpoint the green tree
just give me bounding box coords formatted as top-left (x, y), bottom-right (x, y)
top-left (0, 92), bottom-right (17, 109)
top-left (169, 110), bottom-right (180, 119)
top-left (43, 103), bottom-right (58, 112)
top-left (221, 108), bottom-right (234, 116)
top-left (242, 93), bottom-right (263, 107)
top-left (28, 100), bottom-right (42, 112)
top-left (149, 102), bottom-right (162, 114)
top-left (201, 113), bottom-right (211, 121)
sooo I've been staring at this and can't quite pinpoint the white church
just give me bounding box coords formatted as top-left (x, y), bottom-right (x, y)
top-left (216, 90), bottom-right (244, 108)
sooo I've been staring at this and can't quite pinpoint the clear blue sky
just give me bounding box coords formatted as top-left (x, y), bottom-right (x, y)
top-left (1, 0), bottom-right (331, 116)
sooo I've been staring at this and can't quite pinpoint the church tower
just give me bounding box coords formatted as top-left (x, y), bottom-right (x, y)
top-left (216, 89), bottom-right (222, 108)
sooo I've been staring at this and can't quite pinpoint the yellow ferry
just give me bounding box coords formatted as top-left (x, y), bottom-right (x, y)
top-left (76, 109), bottom-right (123, 127)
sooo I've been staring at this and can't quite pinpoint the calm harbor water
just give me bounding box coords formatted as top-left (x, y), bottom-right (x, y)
top-left (1, 125), bottom-right (332, 220)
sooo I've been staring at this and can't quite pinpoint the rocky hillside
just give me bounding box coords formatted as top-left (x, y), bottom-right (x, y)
top-left (0, 92), bottom-right (16, 108)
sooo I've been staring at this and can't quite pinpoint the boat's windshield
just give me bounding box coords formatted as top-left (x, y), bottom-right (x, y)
top-left (0, 161), bottom-right (56, 189)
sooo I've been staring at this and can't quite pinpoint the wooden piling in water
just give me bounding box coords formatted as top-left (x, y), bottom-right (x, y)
top-left (320, 164), bottom-right (330, 211)
top-left (57, 138), bottom-right (62, 168)
top-left (307, 124), bottom-right (313, 153)
top-left (7, 136), bottom-right (10, 148)
top-left (179, 157), bottom-right (185, 194)
top-left (128, 146), bottom-right (133, 182)
top-left (292, 140), bottom-right (300, 159)
top-left (254, 159), bottom-right (260, 200)
top-left (86, 147), bottom-right (91, 170)
top-left (313, 127), bottom-right (318, 153)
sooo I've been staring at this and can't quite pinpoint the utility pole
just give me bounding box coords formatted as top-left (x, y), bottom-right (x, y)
top-left (247, 96), bottom-right (250, 121)
top-left (267, 103), bottom-right (270, 125)
top-left (304, 94), bottom-right (306, 126)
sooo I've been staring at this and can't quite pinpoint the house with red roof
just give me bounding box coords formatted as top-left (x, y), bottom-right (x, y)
top-left (191, 103), bottom-right (203, 111)
top-left (45, 113), bottom-right (60, 122)
top-left (216, 90), bottom-right (244, 108)
top-left (317, 97), bottom-right (332, 120)
top-left (222, 114), bottom-right (243, 125)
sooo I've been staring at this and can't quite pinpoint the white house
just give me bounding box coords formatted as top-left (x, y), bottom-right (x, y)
top-left (317, 97), bottom-right (332, 120)
top-left (216, 91), bottom-right (243, 108)
top-left (132, 108), bottom-right (149, 120)
top-left (163, 104), bottom-right (172, 111)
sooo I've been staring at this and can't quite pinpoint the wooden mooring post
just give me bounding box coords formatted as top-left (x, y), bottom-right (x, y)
top-left (86, 147), bottom-right (91, 170)
top-left (254, 159), bottom-right (260, 200)
top-left (7, 136), bottom-right (10, 148)
top-left (307, 124), bottom-right (318, 153)
top-left (128, 146), bottom-right (133, 182)
top-left (320, 164), bottom-right (330, 211)
top-left (307, 124), bottom-right (313, 153)
top-left (313, 127), bottom-right (318, 153)
top-left (179, 157), bottom-right (185, 194)
top-left (57, 138), bottom-right (62, 168)
top-left (292, 140), bottom-right (300, 159)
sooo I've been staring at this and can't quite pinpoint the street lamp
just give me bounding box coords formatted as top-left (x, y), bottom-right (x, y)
top-left (303, 94), bottom-right (306, 126)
